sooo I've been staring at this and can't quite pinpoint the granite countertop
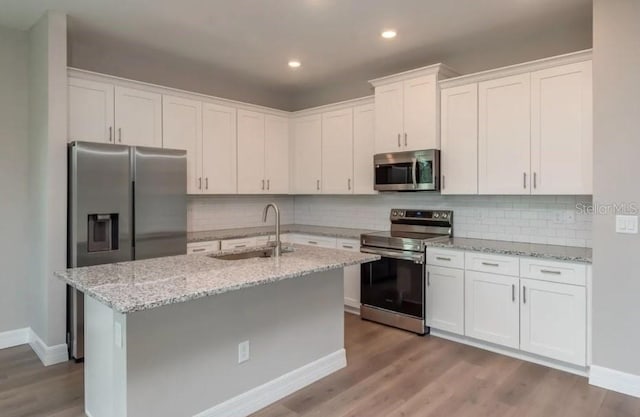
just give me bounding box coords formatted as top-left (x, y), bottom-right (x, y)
top-left (427, 237), bottom-right (592, 263)
top-left (188, 224), bottom-right (377, 243)
top-left (55, 244), bottom-right (380, 314)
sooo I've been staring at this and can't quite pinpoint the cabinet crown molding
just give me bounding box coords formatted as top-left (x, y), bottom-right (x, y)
top-left (439, 49), bottom-right (593, 89)
top-left (292, 96), bottom-right (374, 118)
top-left (369, 63), bottom-right (459, 87)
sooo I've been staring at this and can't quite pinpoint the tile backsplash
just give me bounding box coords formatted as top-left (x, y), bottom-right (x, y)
top-left (294, 194), bottom-right (593, 248)
top-left (188, 194), bottom-right (592, 248)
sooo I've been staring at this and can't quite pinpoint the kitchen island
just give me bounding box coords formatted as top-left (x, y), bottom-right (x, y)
top-left (55, 244), bottom-right (379, 417)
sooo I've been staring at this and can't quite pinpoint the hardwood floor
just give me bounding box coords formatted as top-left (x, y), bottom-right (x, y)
top-left (1, 314), bottom-right (639, 417)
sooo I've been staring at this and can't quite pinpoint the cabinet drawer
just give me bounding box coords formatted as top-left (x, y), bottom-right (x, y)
top-left (187, 241), bottom-right (219, 254)
top-left (290, 234), bottom-right (337, 249)
top-left (465, 252), bottom-right (519, 276)
top-left (520, 258), bottom-right (586, 286)
top-left (427, 248), bottom-right (464, 269)
top-left (220, 237), bottom-right (257, 250)
top-left (337, 238), bottom-right (360, 252)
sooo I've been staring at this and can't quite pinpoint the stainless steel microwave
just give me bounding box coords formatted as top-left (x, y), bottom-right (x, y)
top-left (374, 149), bottom-right (440, 191)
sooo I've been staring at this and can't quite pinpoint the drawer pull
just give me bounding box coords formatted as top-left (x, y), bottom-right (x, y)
top-left (481, 262), bottom-right (500, 267)
top-left (427, 271), bottom-right (430, 286)
top-left (342, 245), bottom-right (354, 249)
top-left (436, 256), bottom-right (451, 261)
top-left (523, 286), bottom-right (527, 304)
top-left (540, 269), bottom-right (562, 275)
top-left (234, 244), bottom-right (247, 248)
top-left (308, 241), bottom-right (318, 245)
top-left (512, 284), bottom-right (515, 302)
top-left (192, 248), bottom-right (206, 253)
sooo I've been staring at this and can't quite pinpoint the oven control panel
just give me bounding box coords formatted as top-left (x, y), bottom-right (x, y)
top-left (390, 209), bottom-right (452, 222)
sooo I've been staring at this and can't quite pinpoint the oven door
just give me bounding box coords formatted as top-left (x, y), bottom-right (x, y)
top-left (374, 150), bottom-right (439, 191)
top-left (360, 247), bottom-right (425, 319)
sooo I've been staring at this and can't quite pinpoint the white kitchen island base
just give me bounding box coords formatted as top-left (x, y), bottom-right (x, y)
top-left (85, 269), bottom-right (346, 417)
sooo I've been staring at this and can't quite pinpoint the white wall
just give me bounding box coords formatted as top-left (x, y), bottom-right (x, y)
top-left (0, 25), bottom-right (30, 333)
top-left (592, 0), bottom-right (640, 377)
top-left (294, 195), bottom-right (592, 247)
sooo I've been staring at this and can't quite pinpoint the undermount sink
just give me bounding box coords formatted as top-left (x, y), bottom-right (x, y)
top-left (209, 246), bottom-right (294, 261)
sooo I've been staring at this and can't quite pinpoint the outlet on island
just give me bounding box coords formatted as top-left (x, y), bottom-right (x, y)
top-left (238, 340), bottom-right (250, 364)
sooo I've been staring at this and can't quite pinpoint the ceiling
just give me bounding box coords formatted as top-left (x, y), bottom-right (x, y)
top-left (0, 0), bottom-right (592, 104)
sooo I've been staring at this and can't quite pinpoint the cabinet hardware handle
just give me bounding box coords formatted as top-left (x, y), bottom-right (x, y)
top-left (198, 177), bottom-right (202, 190)
top-left (118, 127), bottom-right (122, 143)
top-left (261, 179), bottom-right (265, 190)
top-left (192, 248), bottom-right (206, 253)
top-left (533, 172), bottom-right (537, 189)
top-left (540, 269), bottom-right (561, 275)
top-left (512, 284), bottom-right (515, 302)
top-left (427, 271), bottom-right (430, 286)
top-left (523, 172), bottom-right (527, 189)
top-left (348, 178), bottom-right (351, 190)
top-left (342, 245), bottom-right (354, 249)
top-left (442, 175), bottom-right (445, 189)
top-left (316, 179), bottom-right (320, 191)
top-left (481, 261), bottom-right (499, 267)
top-left (109, 126), bottom-right (113, 142)
top-left (523, 286), bottom-right (527, 304)
top-left (404, 133), bottom-right (408, 146)
top-left (267, 179), bottom-right (270, 190)
top-left (436, 256), bottom-right (451, 261)
top-left (397, 134), bottom-right (401, 147)
top-left (205, 178), bottom-right (209, 190)
top-left (308, 241), bottom-right (318, 245)
top-left (234, 244), bottom-right (246, 248)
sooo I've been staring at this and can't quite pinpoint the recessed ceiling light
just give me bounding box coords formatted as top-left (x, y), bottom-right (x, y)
top-left (288, 60), bottom-right (301, 68)
top-left (381, 30), bottom-right (397, 39)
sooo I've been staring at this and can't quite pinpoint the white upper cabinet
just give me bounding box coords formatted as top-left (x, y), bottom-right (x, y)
top-left (264, 115), bottom-right (290, 194)
top-left (237, 110), bottom-right (266, 194)
top-left (68, 78), bottom-right (114, 143)
top-left (202, 103), bottom-right (237, 194)
top-left (353, 103), bottom-right (376, 194)
top-left (292, 114), bottom-right (323, 194)
top-left (371, 64), bottom-right (456, 154)
top-left (440, 83), bottom-right (478, 194)
top-left (531, 61), bottom-right (593, 195)
top-left (114, 86), bottom-right (162, 147)
top-left (162, 95), bottom-right (202, 194)
top-left (374, 82), bottom-right (404, 153)
top-left (322, 108), bottom-right (354, 194)
top-left (478, 73), bottom-right (531, 195)
top-left (403, 75), bottom-right (439, 151)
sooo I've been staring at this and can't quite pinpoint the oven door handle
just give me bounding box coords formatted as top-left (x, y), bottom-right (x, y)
top-left (361, 247), bottom-right (424, 264)
top-left (411, 157), bottom-right (418, 189)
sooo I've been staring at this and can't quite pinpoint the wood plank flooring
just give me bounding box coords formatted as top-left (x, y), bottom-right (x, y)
top-left (0, 314), bottom-right (638, 417)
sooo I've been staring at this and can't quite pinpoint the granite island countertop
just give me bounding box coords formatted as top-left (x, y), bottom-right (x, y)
top-left (427, 237), bottom-right (592, 264)
top-left (55, 244), bottom-right (380, 314)
top-left (188, 224), bottom-right (377, 243)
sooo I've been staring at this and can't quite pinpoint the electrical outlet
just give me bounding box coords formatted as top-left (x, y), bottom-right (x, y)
top-left (238, 340), bottom-right (250, 364)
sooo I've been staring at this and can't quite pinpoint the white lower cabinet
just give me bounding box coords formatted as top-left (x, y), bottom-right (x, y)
top-left (465, 270), bottom-right (520, 349)
top-left (338, 239), bottom-right (361, 310)
top-left (187, 241), bottom-right (220, 254)
top-left (426, 265), bottom-right (464, 335)
top-left (520, 278), bottom-right (586, 365)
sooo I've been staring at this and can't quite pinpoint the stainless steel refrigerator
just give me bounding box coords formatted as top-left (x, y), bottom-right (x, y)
top-left (67, 141), bottom-right (187, 360)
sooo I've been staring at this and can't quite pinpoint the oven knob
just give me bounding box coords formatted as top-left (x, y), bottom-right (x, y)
top-left (392, 210), bottom-right (397, 216)
top-left (399, 211), bottom-right (405, 217)
top-left (441, 213), bottom-right (448, 219)
top-left (433, 212), bottom-right (440, 219)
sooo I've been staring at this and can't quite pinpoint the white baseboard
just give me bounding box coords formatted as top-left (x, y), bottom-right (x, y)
top-left (344, 302), bottom-right (360, 316)
top-left (194, 349), bottom-right (347, 417)
top-left (0, 327), bottom-right (30, 350)
top-left (590, 365), bottom-right (640, 398)
top-left (28, 329), bottom-right (68, 366)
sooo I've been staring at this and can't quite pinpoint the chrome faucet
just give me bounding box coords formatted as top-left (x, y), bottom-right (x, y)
top-left (262, 203), bottom-right (281, 257)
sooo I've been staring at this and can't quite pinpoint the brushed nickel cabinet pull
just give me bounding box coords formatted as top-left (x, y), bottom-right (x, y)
top-left (109, 126), bottom-right (113, 142)
top-left (205, 178), bottom-right (209, 190)
top-left (267, 179), bottom-right (270, 190)
top-left (404, 133), bottom-right (408, 146)
top-left (523, 286), bottom-right (527, 304)
top-left (512, 284), bottom-right (515, 302)
top-left (533, 172), bottom-right (537, 189)
top-left (198, 177), bottom-right (202, 190)
top-left (118, 127), bottom-right (122, 143)
top-left (316, 179), bottom-right (320, 191)
top-left (481, 261), bottom-right (499, 267)
top-left (348, 178), bottom-right (351, 190)
top-left (342, 245), bottom-right (354, 249)
top-left (436, 256), bottom-right (451, 261)
top-left (234, 244), bottom-right (247, 249)
top-left (308, 241), bottom-right (318, 245)
top-left (442, 175), bottom-right (445, 189)
top-left (523, 172), bottom-right (527, 189)
top-left (261, 179), bottom-right (265, 190)
top-left (427, 271), bottom-right (431, 286)
top-left (192, 248), bottom-right (206, 253)
top-left (397, 134), bottom-right (401, 147)
top-left (540, 269), bottom-right (561, 275)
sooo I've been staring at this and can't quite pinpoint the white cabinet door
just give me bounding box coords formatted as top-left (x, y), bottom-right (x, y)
top-left (465, 271), bottom-right (520, 348)
top-left (202, 103), bottom-right (237, 194)
top-left (322, 108), bottom-right (353, 194)
top-left (292, 115), bottom-right (322, 194)
top-left (520, 278), bottom-right (586, 366)
top-left (353, 103), bottom-right (376, 194)
top-left (162, 95), bottom-right (202, 194)
top-left (114, 86), bottom-right (162, 147)
top-left (264, 115), bottom-right (290, 194)
top-left (478, 74), bottom-right (531, 194)
top-left (68, 78), bottom-right (114, 143)
top-left (237, 110), bottom-right (266, 194)
top-left (374, 81), bottom-right (404, 154)
top-left (338, 239), bottom-right (361, 310)
top-left (403, 74), bottom-right (438, 150)
top-left (441, 83), bottom-right (478, 194)
top-left (426, 265), bottom-right (464, 335)
top-left (531, 61), bottom-right (593, 195)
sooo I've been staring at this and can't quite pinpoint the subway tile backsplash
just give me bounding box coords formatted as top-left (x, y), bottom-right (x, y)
top-left (189, 194), bottom-right (592, 248)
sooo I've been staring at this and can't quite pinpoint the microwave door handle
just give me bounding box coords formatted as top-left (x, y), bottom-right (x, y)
top-left (411, 158), bottom-right (418, 189)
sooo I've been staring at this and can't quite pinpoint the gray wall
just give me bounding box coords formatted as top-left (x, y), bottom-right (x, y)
top-left (0, 26), bottom-right (30, 333)
top-left (592, 0), bottom-right (640, 376)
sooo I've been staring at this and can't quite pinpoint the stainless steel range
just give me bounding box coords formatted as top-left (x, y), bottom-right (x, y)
top-left (360, 209), bottom-right (453, 334)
